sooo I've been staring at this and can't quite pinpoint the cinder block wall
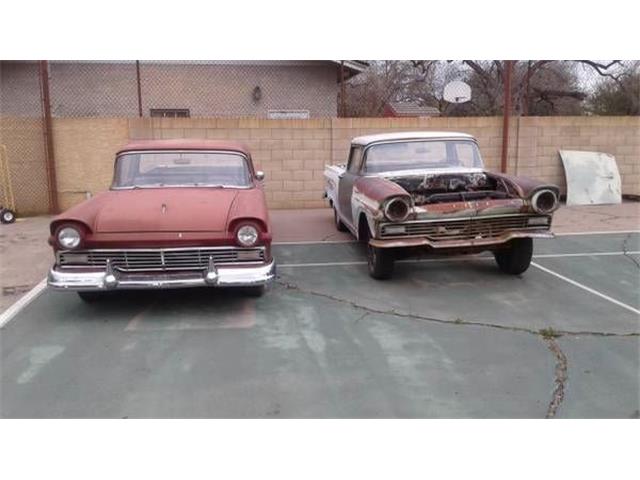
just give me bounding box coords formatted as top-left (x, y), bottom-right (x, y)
top-left (2, 115), bottom-right (638, 213)
top-left (127, 117), bottom-right (333, 210)
top-left (53, 118), bottom-right (129, 210)
top-left (508, 116), bottom-right (639, 196)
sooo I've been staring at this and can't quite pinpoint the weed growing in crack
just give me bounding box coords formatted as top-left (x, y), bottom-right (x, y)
top-left (540, 327), bottom-right (562, 339)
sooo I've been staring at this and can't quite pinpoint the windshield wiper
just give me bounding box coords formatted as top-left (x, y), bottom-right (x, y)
top-left (194, 183), bottom-right (226, 188)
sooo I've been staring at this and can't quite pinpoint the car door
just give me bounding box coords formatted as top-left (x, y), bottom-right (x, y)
top-left (338, 145), bottom-right (363, 227)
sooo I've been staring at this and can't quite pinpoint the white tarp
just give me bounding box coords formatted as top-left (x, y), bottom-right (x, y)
top-left (559, 150), bottom-right (622, 205)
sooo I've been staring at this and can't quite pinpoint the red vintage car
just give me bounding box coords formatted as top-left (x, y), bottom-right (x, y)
top-left (47, 139), bottom-right (275, 301)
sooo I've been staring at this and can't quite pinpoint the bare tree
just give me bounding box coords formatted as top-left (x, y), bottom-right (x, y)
top-left (344, 60), bottom-right (633, 117)
top-left (587, 61), bottom-right (640, 115)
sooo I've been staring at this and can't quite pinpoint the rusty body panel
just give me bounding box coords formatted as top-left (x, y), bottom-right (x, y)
top-left (489, 172), bottom-right (560, 199)
top-left (353, 176), bottom-right (409, 203)
top-left (413, 198), bottom-right (527, 219)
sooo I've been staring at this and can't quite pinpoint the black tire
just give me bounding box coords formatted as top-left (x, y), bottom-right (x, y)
top-left (334, 208), bottom-right (348, 232)
top-left (243, 285), bottom-right (265, 297)
top-left (367, 244), bottom-right (394, 280)
top-left (494, 238), bottom-right (533, 275)
top-left (77, 291), bottom-right (105, 302)
top-left (1, 209), bottom-right (16, 224)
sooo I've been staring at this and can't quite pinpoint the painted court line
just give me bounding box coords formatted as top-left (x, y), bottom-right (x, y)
top-left (273, 239), bottom-right (355, 245)
top-left (534, 251), bottom-right (640, 258)
top-left (277, 251), bottom-right (640, 268)
top-left (0, 279), bottom-right (47, 329)
top-left (531, 262), bottom-right (640, 316)
top-left (1, 247), bottom-right (637, 329)
top-left (554, 230), bottom-right (640, 236)
top-left (273, 231), bottom-right (640, 246)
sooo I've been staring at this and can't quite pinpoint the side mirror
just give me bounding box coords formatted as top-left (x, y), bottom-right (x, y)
top-left (255, 171), bottom-right (265, 181)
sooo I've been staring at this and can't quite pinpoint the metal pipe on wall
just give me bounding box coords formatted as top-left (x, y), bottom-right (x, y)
top-left (340, 61), bottom-right (346, 117)
top-left (136, 60), bottom-right (143, 117)
top-left (500, 60), bottom-right (514, 174)
top-left (38, 60), bottom-right (59, 214)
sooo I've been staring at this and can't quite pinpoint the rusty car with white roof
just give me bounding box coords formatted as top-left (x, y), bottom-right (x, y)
top-left (324, 131), bottom-right (560, 279)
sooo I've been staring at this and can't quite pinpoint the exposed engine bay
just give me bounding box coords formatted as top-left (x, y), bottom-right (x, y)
top-left (388, 172), bottom-right (514, 205)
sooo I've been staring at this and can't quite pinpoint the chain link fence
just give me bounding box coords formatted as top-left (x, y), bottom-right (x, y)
top-left (4, 60), bottom-right (637, 120)
top-left (0, 61), bottom-right (51, 215)
top-left (42, 60), bottom-right (351, 118)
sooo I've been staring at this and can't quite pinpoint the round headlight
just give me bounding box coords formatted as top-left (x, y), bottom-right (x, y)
top-left (384, 197), bottom-right (411, 223)
top-left (531, 189), bottom-right (558, 214)
top-left (236, 225), bottom-right (259, 247)
top-left (58, 227), bottom-right (81, 249)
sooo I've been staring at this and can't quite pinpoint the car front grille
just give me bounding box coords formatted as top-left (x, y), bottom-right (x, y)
top-left (58, 247), bottom-right (266, 272)
top-left (379, 215), bottom-right (551, 241)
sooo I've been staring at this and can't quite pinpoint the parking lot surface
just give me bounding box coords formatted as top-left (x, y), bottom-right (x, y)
top-left (1, 232), bottom-right (638, 418)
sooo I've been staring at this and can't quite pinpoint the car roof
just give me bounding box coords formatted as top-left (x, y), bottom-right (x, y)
top-left (351, 131), bottom-right (475, 146)
top-left (116, 139), bottom-right (251, 156)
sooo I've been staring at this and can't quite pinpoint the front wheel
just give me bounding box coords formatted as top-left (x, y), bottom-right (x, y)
top-left (1, 209), bottom-right (16, 224)
top-left (334, 207), bottom-right (348, 232)
top-left (494, 238), bottom-right (533, 275)
top-left (367, 245), bottom-right (394, 280)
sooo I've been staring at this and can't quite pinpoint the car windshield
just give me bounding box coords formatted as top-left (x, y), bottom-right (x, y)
top-left (112, 151), bottom-right (252, 188)
top-left (364, 140), bottom-right (484, 173)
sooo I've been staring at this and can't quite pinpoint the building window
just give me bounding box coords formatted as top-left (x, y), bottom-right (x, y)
top-left (150, 109), bottom-right (190, 118)
top-left (267, 109), bottom-right (310, 119)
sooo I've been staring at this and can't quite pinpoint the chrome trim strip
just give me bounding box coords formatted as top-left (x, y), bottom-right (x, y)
top-left (58, 245), bottom-right (266, 253)
top-left (111, 149), bottom-right (254, 190)
top-left (361, 138), bottom-right (484, 173)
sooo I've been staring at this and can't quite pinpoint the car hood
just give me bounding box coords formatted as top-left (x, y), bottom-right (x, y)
top-left (91, 188), bottom-right (239, 233)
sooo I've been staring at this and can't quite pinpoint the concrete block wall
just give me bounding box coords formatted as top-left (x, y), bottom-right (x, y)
top-left (128, 117), bottom-right (333, 209)
top-left (1, 115), bottom-right (637, 213)
top-left (53, 118), bottom-right (129, 210)
top-left (510, 116), bottom-right (640, 196)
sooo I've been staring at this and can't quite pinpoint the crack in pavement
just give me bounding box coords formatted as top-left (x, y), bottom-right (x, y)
top-left (275, 280), bottom-right (639, 338)
top-left (622, 233), bottom-right (640, 270)
top-left (275, 279), bottom-right (637, 419)
top-left (544, 336), bottom-right (568, 418)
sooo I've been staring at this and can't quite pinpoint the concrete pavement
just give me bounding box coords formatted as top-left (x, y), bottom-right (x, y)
top-left (1, 233), bottom-right (638, 418)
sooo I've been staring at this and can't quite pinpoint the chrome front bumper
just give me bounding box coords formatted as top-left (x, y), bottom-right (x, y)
top-left (369, 231), bottom-right (554, 249)
top-left (48, 260), bottom-right (276, 291)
